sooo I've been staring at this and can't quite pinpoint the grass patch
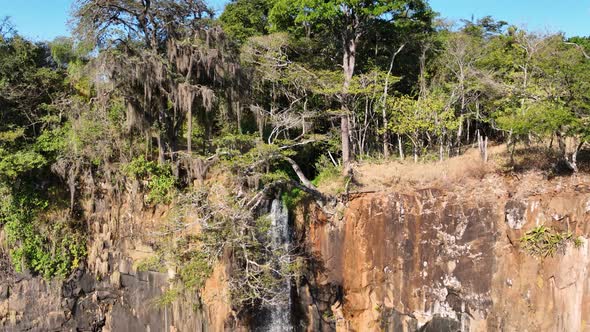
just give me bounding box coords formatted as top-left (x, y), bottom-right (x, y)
top-left (135, 255), bottom-right (167, 273)
top-left (520, 225), bottom-right (583, 257)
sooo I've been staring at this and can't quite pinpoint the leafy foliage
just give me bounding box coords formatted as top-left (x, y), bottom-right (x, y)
top-left (124, 156), bottom-right (177, 205)
top-left (220, 0), bottom-right (273, 43)
top-left (136, 255), bottom-right (167, 273)
top-left (520, 225), bottom-right (582, 258)
top-left (0, 186), bottom-right (86, 279)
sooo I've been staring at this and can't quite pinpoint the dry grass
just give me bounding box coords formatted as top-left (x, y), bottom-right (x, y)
top-left (332, 143), bottom-right (590, 196)
top-left (346, 145), bottom-right (508, 193)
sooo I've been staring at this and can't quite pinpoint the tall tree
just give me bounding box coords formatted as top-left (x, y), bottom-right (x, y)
top-left (269, 0), bottom-right (432, 174)
top-left (74, 0), bottom-right (242, 163)
top-left (220, 0), bottom-right (274, 43)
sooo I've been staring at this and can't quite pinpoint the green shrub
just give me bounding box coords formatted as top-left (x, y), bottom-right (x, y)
top-left (153, 288), bottom-right (180, 307)
top-left (520, 225), bottom-right (582, 258)
top-left (1, 186), bottom-right (86, 279)
top-left (312, 155), bottom-right (340, 187)
top-left (282, 187), bottom-right (305, 211)
top-left (255, 215), bottom-right (272, 235)
top-left (136, 255), bottom-right (167, 273)
top-left (213, 133), bottom-right (257, 156)
top-left (4, 212), bottom-right (86, 279)
top-left (178, 251), bottom-right (212, 290)
top-left (147, 174), bottom-right (176, 204)
top-left (124, 156), bottom-right (176, 204)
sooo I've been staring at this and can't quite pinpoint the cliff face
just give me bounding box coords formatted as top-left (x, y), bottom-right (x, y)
top-left (1, 173), bottom-right (590, 331)
top-left (295, 175), bottom-right (590, 331)
top-left (0, 191), bottom-right (233, 332)
top-left (0, 266), bottom-right (209, 331)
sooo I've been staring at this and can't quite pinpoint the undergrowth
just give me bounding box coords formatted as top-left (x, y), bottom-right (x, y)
top-left (136, 255), bottom-right (167, 273)
top-left (123, 156), bottom-right (177, 205)
top-left (0, 185), bottom-right (86, 279)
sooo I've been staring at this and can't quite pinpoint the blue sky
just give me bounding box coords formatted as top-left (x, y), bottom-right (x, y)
top-left (0, 0), bottom-right (588, 41)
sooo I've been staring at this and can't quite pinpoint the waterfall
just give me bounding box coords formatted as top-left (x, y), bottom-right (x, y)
top-left (270, 198), bottom-right (290, 257)
top-left (261, 198), bottom-right (292, 332)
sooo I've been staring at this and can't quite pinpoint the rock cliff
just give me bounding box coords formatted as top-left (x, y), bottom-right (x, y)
top-left (1, 172), bottom-right (590, 331)
top-left (294, 173), bottom-right (590, 331)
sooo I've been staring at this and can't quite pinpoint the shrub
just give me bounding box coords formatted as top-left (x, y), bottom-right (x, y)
top-left (124, 156), bottom-right (176, 204)
top-left (153, 288), bottom-right (180, 307)
top-left (312, 154), bottom-right (340, 187)
top-left (136, 255), bottom-right (167, 273)
top-left (178, 251), bottom-right (212, 290)
top-left (520, 225), bottom-right (582, 257)
top-left (3, 211), bottom-right (86, 279)
top-left (282, 187), bottom-right (305, 211)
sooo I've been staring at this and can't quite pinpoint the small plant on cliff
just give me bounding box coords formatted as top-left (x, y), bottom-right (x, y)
top-left (573, 237), bottom-right (584, 248)
top-left (520, 225), bottom-right (581, 257)
top-left (123, 156), bottom-right (176, 205)
top-left (136, 255), bottom-right (167, 273)
top-left (153, 288), bottom-right (181, 307)
top-left (177, 247), bottom-right (213, 290)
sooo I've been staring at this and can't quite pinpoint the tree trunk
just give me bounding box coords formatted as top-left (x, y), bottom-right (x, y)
top-left (398, 134), bottom-right (404, 160)
top-left (477, 131), bottom-right (488, 163)
top-left (382, 122), bottom-right (390, 158)
top-left (413, 136), bottom-right (418, 163)
top-left (341, 114), bottom-right (351, 173)
top-left (570, 141), bottom-right (584, 173)
top-left (187, 107), bottom-right (192, 154)
top-left (285, 157), bottom-right (317, 190)
top-left (419, 45), bottom-right (428, 99)
top-left (157, 131), bottom-right (165, 165)
top-left (557, 131), bottom-right (566, 159)
top-left (381, 44), bottom-right (405, 159)
top-left (439, 136), bottom-right (444, 162)
top-left (559, 132), bottom-right (585, 173)
top-left (236, 100), bottom-right (242, 134)
top-left (145, 131), bottom-right (150, 159)
top-left (341, 33), bottom-right (356, 175)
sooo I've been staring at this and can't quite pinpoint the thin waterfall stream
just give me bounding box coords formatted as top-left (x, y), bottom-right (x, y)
top-left (263, 198), bottom-right (292, 332)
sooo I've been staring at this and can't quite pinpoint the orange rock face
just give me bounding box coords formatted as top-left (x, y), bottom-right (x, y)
top-left (295, 177), bottom-right (590, 332)
top-left (3, 174), bottom-right (590, 331)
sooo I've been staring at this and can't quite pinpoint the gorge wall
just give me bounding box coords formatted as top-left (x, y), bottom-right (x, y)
top-left (294, 174), bottom-right (590, 331)
top-left (0, 190), bottom-right (235, 332)
top-left (1, 172), bottom-right (590, 331)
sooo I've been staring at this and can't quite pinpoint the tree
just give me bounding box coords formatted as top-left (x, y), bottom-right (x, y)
top-left (461, 15), bottom-right (508, 39)
top-left (388, 90), bottom-right (458, 162)
top-left (0, 35), bottom-right (67, 179)
top-left (0, 16), bottom-right (15, 38)
top-left (436, 30), bottom-right (484, 151)
top-left (73, 0), bottom-right (242, 163)
top-left (537, 36), bottom-right (590, 171)
top-left (220, 0), bottom-right (274, 43)
top-left (269, 0), bottom-right (433, 174)
top-left (567, 36), bottom-right (590, 59)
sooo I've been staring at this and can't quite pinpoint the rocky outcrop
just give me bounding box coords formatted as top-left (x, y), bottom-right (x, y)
top-left (0, 259), bottom-right (212, 332)
top-left (294, 175), bottom-right (590, 331)
top-left (0, 190), bottom-right (233, 332)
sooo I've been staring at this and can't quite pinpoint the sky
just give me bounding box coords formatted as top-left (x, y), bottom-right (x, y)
top-left (0, 0), bottom-right (588, 41)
